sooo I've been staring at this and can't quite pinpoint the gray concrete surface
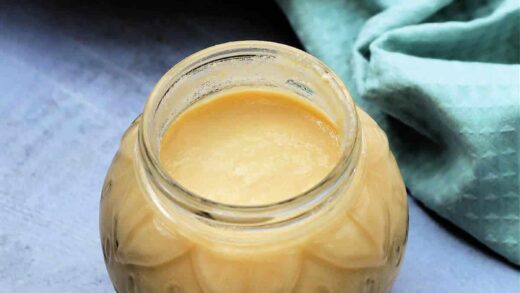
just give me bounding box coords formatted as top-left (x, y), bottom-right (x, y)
top-left (0, 1), bottom-right (518, 292)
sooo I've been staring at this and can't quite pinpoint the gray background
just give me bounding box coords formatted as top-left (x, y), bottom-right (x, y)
top-left (0, 1), bottom-right (518, 292)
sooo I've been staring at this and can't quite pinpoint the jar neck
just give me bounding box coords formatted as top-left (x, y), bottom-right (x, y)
top-left (136, 41), bottom-right (361, 245)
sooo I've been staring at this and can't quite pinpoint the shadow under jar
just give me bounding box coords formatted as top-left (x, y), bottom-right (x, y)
top-left (100, 41), bottom-right (408, 293)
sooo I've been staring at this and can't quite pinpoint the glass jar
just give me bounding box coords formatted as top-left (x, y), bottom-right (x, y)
top-left (100, 41), bottom-right (408, 293)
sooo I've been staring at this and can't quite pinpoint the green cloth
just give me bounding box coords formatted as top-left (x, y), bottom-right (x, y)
top-left (277, 0), bottom-right (520, 264)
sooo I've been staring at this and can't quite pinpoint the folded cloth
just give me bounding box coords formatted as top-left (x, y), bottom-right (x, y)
top-left (277, 0), bottom-right (519, 264)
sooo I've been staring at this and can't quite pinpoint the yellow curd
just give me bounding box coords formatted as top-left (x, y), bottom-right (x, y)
top-left (100, 41), bottom-right (408, 293)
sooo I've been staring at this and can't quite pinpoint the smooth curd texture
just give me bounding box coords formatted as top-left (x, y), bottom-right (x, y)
top-left (160, 89), bottom-right (341, 205)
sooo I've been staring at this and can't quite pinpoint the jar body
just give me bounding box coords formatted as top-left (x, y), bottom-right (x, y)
top-left (100, 109), bottom-right (407, 293)
top-left (100, 41), bottom-right (408, 293)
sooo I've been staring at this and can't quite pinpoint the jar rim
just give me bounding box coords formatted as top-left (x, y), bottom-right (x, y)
top-left (138, 41), bottom-right (361, 227)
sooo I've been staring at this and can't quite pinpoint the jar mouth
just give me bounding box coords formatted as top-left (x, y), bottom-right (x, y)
top-left (138, 41), bottom-right (360, 226)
